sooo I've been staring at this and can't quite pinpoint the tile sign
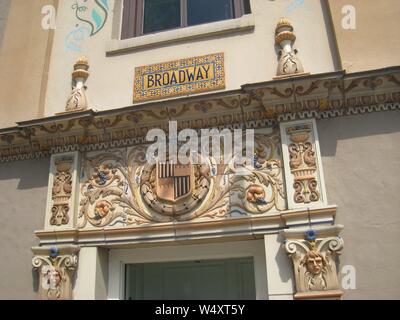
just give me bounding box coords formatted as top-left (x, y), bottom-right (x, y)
top-left (134, 52), bottom-right (225, 102)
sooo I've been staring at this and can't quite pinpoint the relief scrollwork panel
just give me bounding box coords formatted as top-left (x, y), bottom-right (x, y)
top-left (45, 152), bottom-right (80, 230)
top-left (280, 119), bottom-right (328, 210)
top-left (78, 147), bottom-right (228, 228)
top-left (229, 128), bottom-right (287, 216)
top-left (77, 128), bottom-right (287, 229)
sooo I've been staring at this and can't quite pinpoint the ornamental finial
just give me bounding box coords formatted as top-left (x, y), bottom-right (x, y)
top-left (274, 18), bottom-right (306, 78)
top-left (65, 56), bottom-right (90, 113)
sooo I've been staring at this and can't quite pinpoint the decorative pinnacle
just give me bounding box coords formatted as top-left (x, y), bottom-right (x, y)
top-left (72, 56), bottom-right (90, 81)
top-left (276, 17), bottom-right (293, 30)
top-left (275, 17), bottom-right (296, 45)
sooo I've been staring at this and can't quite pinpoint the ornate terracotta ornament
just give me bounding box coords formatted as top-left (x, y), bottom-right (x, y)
top-left (78, 131), bottom-right (286, 228)
top-left (32, 246), bottom-right (80, 300)
top-left (141, 160), bottom-right (210, 217)
top-left (286, 124), bottom-right (320, 204)
top-left (50, 158), bottom-right (73, 226)
top-left (65, 56), bottom-right (89, 113)
top-left (283, 226), bottom-right (344, 299)
top-left (246, 185), bottom-right (266, 204)
top-left (274, 18), bottom-right (306, 78)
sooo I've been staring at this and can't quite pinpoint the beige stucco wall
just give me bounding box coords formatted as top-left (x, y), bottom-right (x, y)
top-left (318, 110), bottom-right (400, 299)
top-left (44, 0), bottom-right (337, 116)
top-left (0, 0), bottom-right (56, 129)
top-left (328, 0), bottom-right (400, 72)
top-left (0, 158), bottom-right (50, 299)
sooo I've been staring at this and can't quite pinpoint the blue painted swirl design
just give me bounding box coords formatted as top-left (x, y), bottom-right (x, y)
top-left (72, 0), bottom-right (109, 37)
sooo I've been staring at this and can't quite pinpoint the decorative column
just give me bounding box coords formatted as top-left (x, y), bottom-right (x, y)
top-left (45, 152), bottom-right (80, 229)
top-left (274, 18), bottom-right (307, 79)
top-left (65, 56), bottom-right (89, 113)
top-left (280, 119), bottom-right (328, 210)
top-left (282, 226), bottom-right (344, 299)
top-left (32, 246), bottom-right (80, 300)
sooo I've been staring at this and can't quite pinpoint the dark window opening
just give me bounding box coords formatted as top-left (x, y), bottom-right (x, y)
top-left (143, 0), bottom-right (181, 34)
top-left (121, 0), bottom-right (252, 39)
top-left (187, 0), bottom-right (233, 27)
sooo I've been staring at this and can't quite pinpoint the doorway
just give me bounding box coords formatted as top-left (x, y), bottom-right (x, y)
top-left (125, 257), bottom-right (256, 300)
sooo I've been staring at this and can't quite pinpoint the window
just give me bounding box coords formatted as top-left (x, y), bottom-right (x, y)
top-left (121, 0), bottom-right (252, 39)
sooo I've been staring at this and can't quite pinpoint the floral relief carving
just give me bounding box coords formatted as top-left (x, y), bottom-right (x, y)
top-left (50, 158), bottom-right (73, 226)
top-left (78, 131), bottom-right (286, 228)
top-left (230, 132), bottom-right (286, 215)
top-left (286, 125), bottom-right (320, 204)
top-left (79, 147), bottom-right (226, 227)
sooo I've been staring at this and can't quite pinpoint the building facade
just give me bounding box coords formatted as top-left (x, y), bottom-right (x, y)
top-left (0, 0), bottom-right (399, 300)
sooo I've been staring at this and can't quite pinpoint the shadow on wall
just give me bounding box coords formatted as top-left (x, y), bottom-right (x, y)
top-left (275, 233), bottom-right (294, 285)
top-left (320, 0), bottom-right (342, 71)
top-left (32, 269), bottom-right (39, 294)
top-left (0, 0), bottom-right (11, 49)
top-left (0, 157), bottom-right (50, 190)
top-left (317, 110), bottom-right (400, 157)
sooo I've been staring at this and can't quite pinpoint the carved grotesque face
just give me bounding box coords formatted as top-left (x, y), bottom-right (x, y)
top-left (305, 251), bottom-right (324, 275)
top-left (42, 266), bottom-right (62, 290)
top-left (50, 269), bottom-right (62, 289)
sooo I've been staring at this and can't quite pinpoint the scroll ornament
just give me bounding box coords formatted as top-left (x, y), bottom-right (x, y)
top-left (286, 124), bottom-right (320, 204)
top-left (78, 132), bottom-right (286, 228)
top-left (50, 158), bottom-right (73, 226)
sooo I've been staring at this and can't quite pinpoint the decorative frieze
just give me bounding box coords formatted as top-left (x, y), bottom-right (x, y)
top-left (45, 152), bottom-right (80, 229)
top-left (280, 119), bottom-right (327, 209)
top-left (1, 68), bottom-right (399, 163)
top-left (282, 226), bottom-right (344, 299)
top-left (32, 246), bottom-right (80, 300)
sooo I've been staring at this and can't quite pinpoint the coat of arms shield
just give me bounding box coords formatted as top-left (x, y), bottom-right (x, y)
top-left (155, 161), bottom-right (195, 203)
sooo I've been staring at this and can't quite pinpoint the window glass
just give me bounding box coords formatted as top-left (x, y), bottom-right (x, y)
top-left (143, 0), bottom-right (181, 34)
top-left (187, 0), bottom-right (233, 26)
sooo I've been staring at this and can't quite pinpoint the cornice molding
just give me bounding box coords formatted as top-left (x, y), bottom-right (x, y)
top-left (1, 67), bottom-right (399, 163)
top-left (34, 205), bottom-right (337, 247)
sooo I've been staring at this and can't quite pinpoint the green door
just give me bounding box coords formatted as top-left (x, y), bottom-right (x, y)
top-left (125, 257), bottom-right (256, 300)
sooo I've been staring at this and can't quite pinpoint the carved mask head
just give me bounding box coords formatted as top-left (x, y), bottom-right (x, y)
top-left (50, 269), bottom-right (62, 289)
top-left (304, 250), bottom-right (325, 275)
